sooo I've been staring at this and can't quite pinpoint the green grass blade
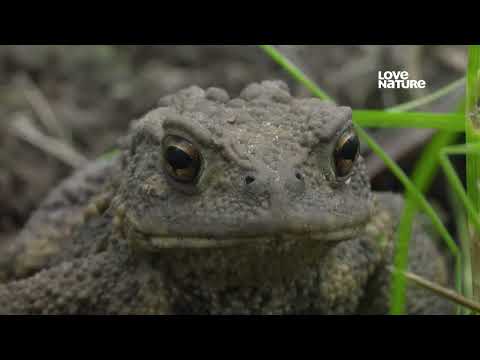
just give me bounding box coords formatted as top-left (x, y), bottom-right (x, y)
top-left (439, 144), bottom-right (480, 233)
top-left (353, 111), bottom-right (464, 131)
top-left (449, 187), bottom-right (473, 314)
top-left (465, 45), bottom-right (480, 301)
top-left (389, 199), bottom-right (416, 314)
top-left (258, 45), bottom-right (335, 103)
top-left (99, 149), bottom-right (120, 160)
top-left (386, 77), bottom-right (465, 113)
top-left (357, 123), bottom-right (461, 313)
top-left (440, 143), bottom-right (480, 311)
top-left (389, 131), bottom-right (458, 314)
top-left (354, 124), bottom-right (459, 256)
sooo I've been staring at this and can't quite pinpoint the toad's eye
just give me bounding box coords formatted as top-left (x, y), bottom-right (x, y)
top-left (163, 136), bottom-right (202, 183)
top-left (333, 131), bottom-right (360, 178)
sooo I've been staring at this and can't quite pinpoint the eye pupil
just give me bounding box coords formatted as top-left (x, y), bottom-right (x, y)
top-left (334, 132), bottom-right (360, 178)
top-left (339, 136), bottom-right (359, 161)
top-left (166, 146), bottom-right (193, 169)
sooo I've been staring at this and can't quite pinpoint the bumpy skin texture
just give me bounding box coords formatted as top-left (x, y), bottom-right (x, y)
top-left (0, 81), bottom-right (452, 314)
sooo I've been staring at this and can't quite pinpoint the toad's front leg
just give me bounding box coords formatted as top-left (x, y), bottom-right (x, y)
top-left (308, 235), bottom-right (383, 314)
top-left (0, 251), bottom-right (170, 315)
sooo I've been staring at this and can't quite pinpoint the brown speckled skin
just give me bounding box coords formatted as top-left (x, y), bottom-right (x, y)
top-left (0, 81), bottom-right (452, 314)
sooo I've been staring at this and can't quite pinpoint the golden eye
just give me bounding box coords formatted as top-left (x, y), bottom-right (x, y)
top-left (333, 131), bottom-right (360, 178)
top-left (163, 136), bottom-right (202, 183)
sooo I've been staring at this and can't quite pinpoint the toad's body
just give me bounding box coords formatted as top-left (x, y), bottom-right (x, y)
top-left (0, 81), bottom-right (451, 314)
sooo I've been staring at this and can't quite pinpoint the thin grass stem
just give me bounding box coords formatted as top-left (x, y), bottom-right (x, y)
top-left (258, 45), bottom-right (335, 102)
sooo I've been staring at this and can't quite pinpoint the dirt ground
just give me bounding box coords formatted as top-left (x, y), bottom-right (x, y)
top-left (0, 45), bottom-right (467, 244)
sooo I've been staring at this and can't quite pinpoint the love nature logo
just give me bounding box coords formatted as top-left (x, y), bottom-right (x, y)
top-left (378, 71), bottom-right (427, 89)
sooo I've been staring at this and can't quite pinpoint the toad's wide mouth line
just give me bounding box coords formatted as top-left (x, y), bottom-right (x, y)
top-left (125, 211), bottom-right (371, 249)
top-left (135, 225), bottom-right (367, 249)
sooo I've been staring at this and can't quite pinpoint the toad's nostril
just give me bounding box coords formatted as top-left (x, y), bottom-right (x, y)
top-left (295, 172), bottom-right (303, 181)
top-left (245, 176), bottom-right (256, 185)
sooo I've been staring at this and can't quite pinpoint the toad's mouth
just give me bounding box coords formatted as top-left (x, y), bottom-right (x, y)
top-left (147, 226), bottom-right (364, 248)
top-left (124, 215), bottom-right (369, 250)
